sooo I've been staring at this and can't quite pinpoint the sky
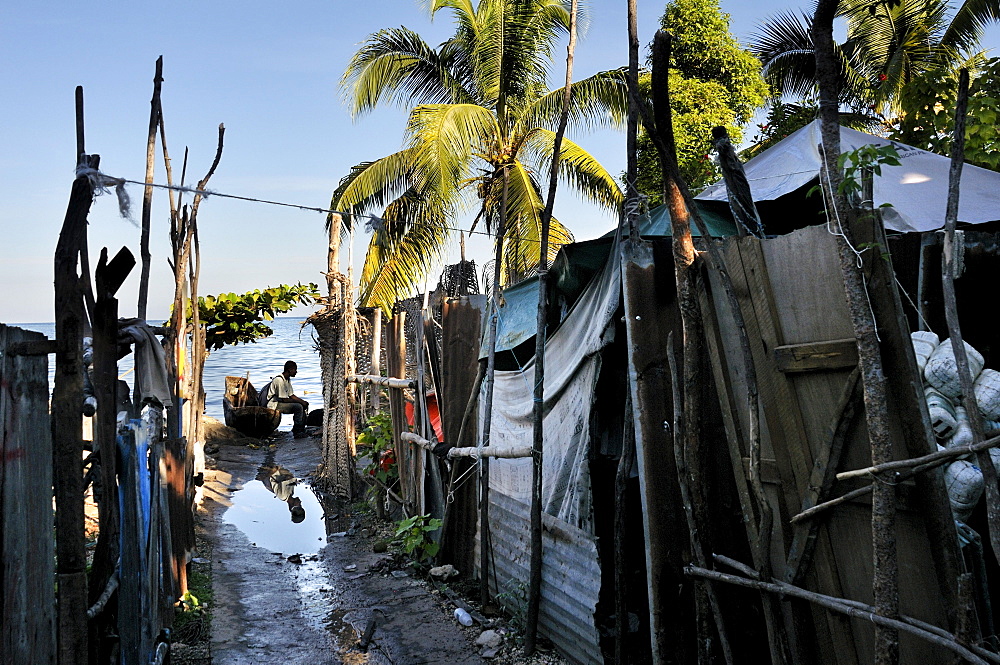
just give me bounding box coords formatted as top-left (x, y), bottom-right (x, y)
top-left (1, 1), bottom-right (997, 323)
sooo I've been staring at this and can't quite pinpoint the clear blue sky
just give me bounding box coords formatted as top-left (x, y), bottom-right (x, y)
top-left (1, 1), bottom-right (995, 323)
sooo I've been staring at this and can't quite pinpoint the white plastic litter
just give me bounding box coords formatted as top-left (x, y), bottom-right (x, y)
top-left (948, 406), bottom-right (975, 450)
top-left (944, 459), bottom-right (984, 522)
top-left (925, 387), bottom-right (958, 440)
top-left (975, 368), bottom-right (1000, 421)
top-left (911, 331), bottom-right (940, 375)
top-left (454, 608), bottom-right (474, 626)
top-left (925, 339), bottom-right (985, 399)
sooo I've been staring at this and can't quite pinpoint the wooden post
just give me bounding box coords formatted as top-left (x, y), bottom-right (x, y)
top-left (1, 325), bottom-right (57, 664)
top-left (652, 31), bottom-right (734, 665)
top-left (812, 2), bottom-right (899, 661)
top-left (371, 307), bottom-right (382, 412)
top-left (479, 169), bottom-right (508, 605)
top-left (89, 246), bottom-right (133, 661)
top-left (524, 0), bottom-right (578, 653)
top-left (941, 70), bottom-right (1000, 567)
top-left (387, 313), bottom-right (411, 513)
top-left (54, 171), bottom-right (93, 665)
top-left (711, 126), bottom-right (764, 238)
top-left (138, 56), bottom-right (163, 321)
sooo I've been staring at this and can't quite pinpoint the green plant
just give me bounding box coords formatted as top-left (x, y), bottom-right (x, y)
top-left (394, 513), bottom-right (442, 562)
top-left (807, 144), bottom-right (901, 204)
top-left (358, 413), bottom-right (398, 486)
top-left (496, 580), bottom-right (529, 636)
top-left (192, 283), bottom-right (321, 351)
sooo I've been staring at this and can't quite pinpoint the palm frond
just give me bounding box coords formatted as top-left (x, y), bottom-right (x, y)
top-left (405, 103), bottom-right (499, 200)
top-left (503, 162), bottom-right (573, 282)
top-left (520, 128), bottom-right (623, 213)
top-left (516, 68), bottom-right (629, 134)
top-left (328, 150), bottom-right (417, 231)
top-left (357, 189), bottom-right (451, 312)
top-left (342, 26), bottom-right (475, 116)
top-left (943, 0), bottom-right (1000, 52)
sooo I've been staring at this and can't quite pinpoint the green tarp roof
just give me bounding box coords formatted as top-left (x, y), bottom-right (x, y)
top-left (480, 202), bottom-right (736, 357)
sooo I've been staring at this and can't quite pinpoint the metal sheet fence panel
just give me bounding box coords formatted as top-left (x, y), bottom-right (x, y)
top-left (1, 324), bottom-right (56, 664)
top-left (484, 492), bottom-right (602, 665)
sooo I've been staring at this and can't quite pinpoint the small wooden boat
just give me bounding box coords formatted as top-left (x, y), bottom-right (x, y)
top-left (223, 375), bottom-right (281, 438)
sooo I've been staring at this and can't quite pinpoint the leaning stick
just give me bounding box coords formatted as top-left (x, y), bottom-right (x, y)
top-left (837, 432), bottom-right (1000, 481)
top-left (685, 566), bottom-right (993, 665)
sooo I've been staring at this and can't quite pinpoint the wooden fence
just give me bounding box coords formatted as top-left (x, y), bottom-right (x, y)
top-left (1, 324), bottom-right (57, 663)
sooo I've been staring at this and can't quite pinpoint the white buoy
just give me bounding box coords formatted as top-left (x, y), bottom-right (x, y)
top-left (975, 368), bottom-right (1000, 421)
top-left (948, 406), bottom-right (975, 450)
top-left (911, 331), bottom-right (940, 375)
top-left (944, 459), bottom-right (984, 523)
top-left (925, 339), bottom-right (985, 399)
top-left (925, 387), bottom-right (958, 440)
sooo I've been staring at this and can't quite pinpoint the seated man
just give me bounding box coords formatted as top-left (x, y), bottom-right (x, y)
top-left (265, 361), bottom-right (310, 437)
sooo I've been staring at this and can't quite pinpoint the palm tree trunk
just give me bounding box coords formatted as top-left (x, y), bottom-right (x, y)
top-left (480, 167), bottom-right (509, 604)
top-left (812, 3), bottom-right (899, 663)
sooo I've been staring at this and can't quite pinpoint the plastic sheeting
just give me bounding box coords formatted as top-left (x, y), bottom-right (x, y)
top-left (483, 246), bottom-right (620, 531)
top-left (696, 120), bottom-right (1000, 233)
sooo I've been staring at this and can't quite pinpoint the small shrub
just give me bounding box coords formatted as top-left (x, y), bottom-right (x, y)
top-left (394, 513), bottom-right (443, 562)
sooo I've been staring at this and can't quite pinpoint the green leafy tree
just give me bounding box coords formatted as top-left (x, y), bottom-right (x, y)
top-left (634, 0), bottom-right (768, 203)
top-left (892, 57), bottom-right (1000, 170)
top-left (193, 283), bottom-right (320, 351)
top-left (334, 0), bottom-right (627, 311)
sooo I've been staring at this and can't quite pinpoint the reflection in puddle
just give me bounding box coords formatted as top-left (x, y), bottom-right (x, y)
top-left (224, 463), bottom-right (327, 554)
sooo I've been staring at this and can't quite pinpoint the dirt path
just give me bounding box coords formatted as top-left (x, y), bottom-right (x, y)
top-left (198, 430), bottom-right (486, 665)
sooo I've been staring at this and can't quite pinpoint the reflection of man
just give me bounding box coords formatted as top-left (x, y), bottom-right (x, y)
top-left (257, 463), bottom-right (306, 523)
top-left (266, 361), bottom-right (309, 437)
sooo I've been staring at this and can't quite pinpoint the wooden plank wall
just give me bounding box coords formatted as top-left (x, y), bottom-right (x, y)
top-left (439, 295), bottom-right (485, 574)
top-left (1, 324), bottom-right (57, 664)
top-left (701, 226), bottom-right (956, 664)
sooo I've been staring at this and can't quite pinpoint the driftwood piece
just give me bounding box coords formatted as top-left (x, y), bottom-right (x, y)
top-left (138, 56), bottom-right (163, 320)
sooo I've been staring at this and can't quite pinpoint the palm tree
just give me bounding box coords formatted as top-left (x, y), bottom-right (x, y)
top-left (750, 0), bottom-right (999, 127)
top-left (331, 0), bottom-right (627, 311)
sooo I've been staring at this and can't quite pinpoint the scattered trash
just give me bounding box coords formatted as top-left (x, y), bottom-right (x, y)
top-left (429, 564), bottom-right (459, 579)
top-left (347, 573), bottom-right (366, 580)
top-left (475, 629), bottom-right (502, 648)
top-left (454, 607), bottom-right (474, 626)
top-left (360, 528), bottom-right (373, 538)
top-left (343, 564), bottom-right (357, 572)
top-left (390, 570), bottom-right (410, 578)
top-left (287, 554), bottom-right (302, 564)
top-left (191, 557), bottom-right (209, 564)
top-left (329, 531), bottom-right (348, 539)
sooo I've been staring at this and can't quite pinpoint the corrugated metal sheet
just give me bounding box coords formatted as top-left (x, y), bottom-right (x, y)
top-left (479, 492), bottom-right (603, 665)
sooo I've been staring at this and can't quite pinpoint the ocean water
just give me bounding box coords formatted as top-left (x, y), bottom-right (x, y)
top-left (13, 317), bottom-right (323, 428)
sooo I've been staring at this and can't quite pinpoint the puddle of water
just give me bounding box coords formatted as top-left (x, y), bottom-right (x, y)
top-left (224, 466), bottom-right (328, 554)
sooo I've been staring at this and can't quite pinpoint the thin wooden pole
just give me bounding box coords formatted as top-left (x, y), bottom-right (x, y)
top-left (625, 0), bottom-right (640, 235)
top-left (652, 32), bottom-right (732, 665)
top-left (54, 89), bottom-right (93, 665)
top-left (479, 168), bottom-right (509, 604)
top-left (941, 70), bottom-right (1000, 567)
top-left (524, 0), bottom-right (578, 653)
top-left (812, 3), bottom-right (899, 661)
top-left (138, 56), bottom-right (163, 321)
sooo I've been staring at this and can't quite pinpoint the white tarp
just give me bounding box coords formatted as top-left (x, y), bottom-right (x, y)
top-left (483, 246), bottom-right (620, 533)
top-left (696, 119), bottom-right (1000, 233)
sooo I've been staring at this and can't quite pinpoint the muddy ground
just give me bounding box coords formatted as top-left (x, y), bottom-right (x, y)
top-left (177, 421), bottom-right (568, 665)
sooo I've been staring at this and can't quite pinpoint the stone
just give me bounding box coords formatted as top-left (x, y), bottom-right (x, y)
top-left (428, 564), bottom-right (459, 579)
top-left (475, 630), bottom-right (502, 648)
top-left (480, 646), bottom-right (499, 659)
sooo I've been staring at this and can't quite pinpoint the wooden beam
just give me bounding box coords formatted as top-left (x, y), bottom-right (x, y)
top-left (773, 339), bottom-right (858, 373)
